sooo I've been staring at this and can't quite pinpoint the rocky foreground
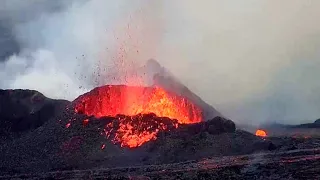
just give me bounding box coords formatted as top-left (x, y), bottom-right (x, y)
top-left (2, 146), bottom-right (320, 179)
top-left (0, 89), bottom-right (319, 179)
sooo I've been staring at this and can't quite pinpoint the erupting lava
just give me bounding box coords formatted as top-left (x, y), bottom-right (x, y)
top-left (75, 85), bottom-right (202, 124)
top-left (255, 129), bottom-right (267, 137)
top-left (74, 85), bottom-right (202, 148)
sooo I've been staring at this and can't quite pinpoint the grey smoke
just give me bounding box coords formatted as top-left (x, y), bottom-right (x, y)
top-left (0, 0), bottom-right (320, 125)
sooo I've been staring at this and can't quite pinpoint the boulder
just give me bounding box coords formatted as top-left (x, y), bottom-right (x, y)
top-left (176, 116), bottom-right (236, 136)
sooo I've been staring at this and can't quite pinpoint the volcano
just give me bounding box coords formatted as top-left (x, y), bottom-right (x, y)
top-left (2, 60), bottom-right (318, 179)
top-left (1, 86), bottom-right (319, 179)
top-left (72, 60), bottom-right (223, 148)
top-left (74, 59), bottom-right (224, 122)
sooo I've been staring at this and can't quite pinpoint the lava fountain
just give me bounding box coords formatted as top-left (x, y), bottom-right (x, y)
top-left (74, 85), bottom-right (203, 148)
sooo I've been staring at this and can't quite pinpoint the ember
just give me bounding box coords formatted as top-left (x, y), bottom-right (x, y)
top-left (101, 144), bottom-right (106, 150)
top-left (256, 129), bottom-right (267, 137)
top-left (65, 122), bottom-right (71, 128)
top-left (83, 119), bottom-right (89, 126)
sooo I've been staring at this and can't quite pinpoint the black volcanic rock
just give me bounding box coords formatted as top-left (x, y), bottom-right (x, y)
top-left (0, 108), bottom-right (267, 175)
top-left (205, 116), bottom-right (236, 134)
top-left (169, 116), bottom-right (236, 136)
top-left (141, 128), bottom-right (271, 164)
top-left (0, 89), bottom-right (69, 140)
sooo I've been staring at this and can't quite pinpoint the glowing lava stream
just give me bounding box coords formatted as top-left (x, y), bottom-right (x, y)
top-left (74, 85), bottom-right (203, 148)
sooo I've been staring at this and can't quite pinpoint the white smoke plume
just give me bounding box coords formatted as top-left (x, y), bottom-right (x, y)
top-left (1, 0), bottom-right (320, 125)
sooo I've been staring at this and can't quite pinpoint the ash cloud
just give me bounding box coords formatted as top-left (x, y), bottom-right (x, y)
top-left (1, 0), bottom-right (320, 125)
top-left (0, 0), bottom-right (148, 98)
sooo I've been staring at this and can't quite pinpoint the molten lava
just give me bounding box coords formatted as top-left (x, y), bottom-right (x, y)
top-left (74, 85), bottom-right (202, 148)
top-left (75, 85), bottom-right (202, 124)
top-left (104, 114), bottom-right (178, 148)
top-left (255, 129), bottom-right (267, 137)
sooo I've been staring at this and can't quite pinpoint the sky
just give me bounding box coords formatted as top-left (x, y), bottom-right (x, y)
top-left (0, 0), bottom-right (320, 125)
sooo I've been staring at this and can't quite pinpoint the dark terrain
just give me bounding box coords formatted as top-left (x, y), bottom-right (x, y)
top-left (0, 89), bottom-right (319, 179)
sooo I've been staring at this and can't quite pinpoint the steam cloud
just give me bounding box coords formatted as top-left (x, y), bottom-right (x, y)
top-left (1, 0), bottom-right (320, 125)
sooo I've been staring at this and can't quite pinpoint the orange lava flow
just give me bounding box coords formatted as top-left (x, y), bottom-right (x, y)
top-left (74, 85), bottom-right (202, 148)
top-left (255, 129), bottom-right (267, 137)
